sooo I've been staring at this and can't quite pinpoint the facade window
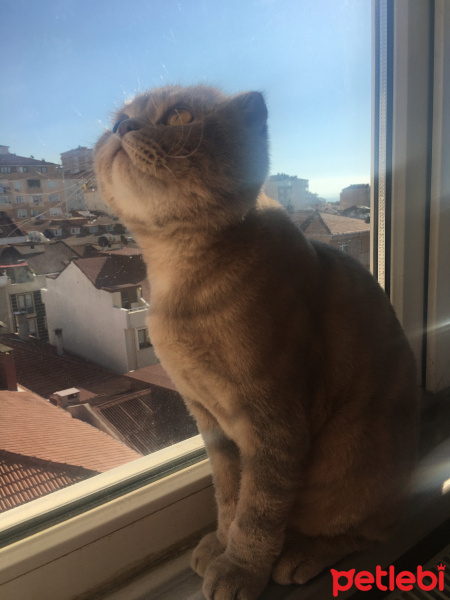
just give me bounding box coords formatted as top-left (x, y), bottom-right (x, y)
top-left (0, 166), bottom-right (11, 173)
top-left (47, 180), bottom-right (58, 188)
top-left (13, 180), bottom-right (23, 190)
top-left (50, 207), bottom-right (62, 216)
top-left (339, 243), bottom-right (350, 253)
top-left (16, 293), bottom-right (35, 313)
top-left (35, 167), bottom-right (47, 173)
top-left (15, 195), bottom-right (25, 203)
top-left (52, 228), bottom-right (62, 236)
top-left (70, 227), bottom-right (81, 235)
top-left (0, 180), bottom-right (8, 192)
top-left (89, 226), bottom-right (98, 233)
top-left (17, 209), bottom-right (27, 218)
top-left (30, 209), bottom-right (42, 217)
top-left (120, 287), bottom-right (138, 309)
top-left (0, 196), bottom-right (12, 204)
top-left (18, 166), bottom-right (28, 173)
top-left (48, 193), bottom-right (59, 202)
top-left (27, 179), bottom-right (41, 189)
top-left (137, 327), bottom-right (152, 350)
top-left (31, 195), bottom-right (43, 204)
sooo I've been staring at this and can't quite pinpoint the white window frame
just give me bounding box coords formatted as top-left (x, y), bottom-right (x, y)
top-left (15, 195), bottom-right (25, 204)
top-left (17, 209), bottom-right (27, 219)
top-left (0, 3), bottom-right (449, 599)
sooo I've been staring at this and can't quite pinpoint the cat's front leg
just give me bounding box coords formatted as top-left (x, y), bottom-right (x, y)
top-left (203, 433), bottom-right (303, 600)
top-left (188, 402), bottom-right (241, 576)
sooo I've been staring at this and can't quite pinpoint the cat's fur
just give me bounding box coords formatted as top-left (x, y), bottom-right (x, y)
top-left (95, 85), bottom-right (419, 600)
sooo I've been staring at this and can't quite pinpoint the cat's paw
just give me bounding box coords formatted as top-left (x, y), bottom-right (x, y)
top-left (271, 549), bottom-right (325, 585)
top-left (191, 532), bottom-right (225, 577)
top-left (203, 553), bottom-right (269, 600)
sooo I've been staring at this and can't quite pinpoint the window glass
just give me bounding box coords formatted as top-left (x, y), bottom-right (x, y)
top-left (1, 0), bottom-right (371, 518)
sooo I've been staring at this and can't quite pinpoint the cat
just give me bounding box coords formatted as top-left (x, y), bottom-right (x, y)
top-left (95, 85), bottom-right (419, 600)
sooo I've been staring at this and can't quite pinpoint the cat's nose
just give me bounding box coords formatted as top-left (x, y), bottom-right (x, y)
top-left (113, 118), bottom-right (141, 136)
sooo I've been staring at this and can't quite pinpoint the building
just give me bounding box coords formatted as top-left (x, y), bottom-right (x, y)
top-left (0, 240), bottom-right (79, 340)
top-left (340, 183), bottom-right (370, 210)
top-left (60, 146), bottom-right (94, 175)
top-left (82, 175), bottom-right (114, 215)
top-left (264, 173), bottom-right (321, 210)
top-left (42, 248), bottom-right (158, 373)
top-left (63, 174), bottom-right (88, 212)
top-left (0, 211), bottom-right (27, 245)
top-left (290, 210), bottom-right (371, 269)
top-left (0, 146), bottom-right (68, 221)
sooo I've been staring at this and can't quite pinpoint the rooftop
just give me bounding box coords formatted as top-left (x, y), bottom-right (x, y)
top-left (0, 241), bottom-right (78, 275)
top-left (290, 210), bottom-right (370, 237)
top-left (1, 335), bottom-right (197, 456)
top-left (0, 450), bottom-right (95, 513)
top-left (0, 152), bottom-right (58, 167)
top-left (72, 251), bottom-right (149, 293)
top-left (0, 390), bottom-right (140, 472)
top-left (1, 334), bottom-right (148, 402)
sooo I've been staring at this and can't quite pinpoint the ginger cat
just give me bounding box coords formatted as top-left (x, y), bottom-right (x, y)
top-left (95, 85), bottom-right (418, 600)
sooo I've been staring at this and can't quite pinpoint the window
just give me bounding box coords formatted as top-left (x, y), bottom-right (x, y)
top-left (27, 179), bottom-right (41, 189)
top-left (47, 180), bottom-right (58, 188)
top-left (0, 180), bottom-right (8, 192)
top-left (17, 209), bottom-right (27, 218)
top-left (89, 225), bottom-right (98, 233)
top-left (1, 3), bottom-right (449, 599)
top-left (120, 287), bottom-right (138, 309)
top-left (15, 195), bottom-right (24, 203)
top-left (0, 167), bottom-right (11, 173)
top-left (50, 207), bottom-right (62, 216)
top-left (30, 209), bottom-right (42, 217)
top-left (31, 195), bottom-right (42, 204)
top-left (48, 193), bottom-right (59, 202)
top-left (13, 181), bottom-right (22, 191)
top-left (137, 327), bottom-right (152, 350)
top-left (0, 196), bottom-right (11, 204)
top-left (70, 227), bottom-right (80, 235)
top-left (35, 166), bottom-right (47, 173)
top-left (18, 166), bottom-right (28, 173)
top-left (52, 228), bottom-right (62, 236)
top-left (16, 293), bottom-right (35, 313)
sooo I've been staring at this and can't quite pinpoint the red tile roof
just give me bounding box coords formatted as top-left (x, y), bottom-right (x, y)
top-left (0, 391), bottom-right (141, 471)
top-left (92, 388), bottom-right (198, 455)
top-left (126, 363), bottom-right (178, 391)
top-left (0, 450), bottom-right (95, 513)
top-left (72, 252), bottom-right (148, 291)
top-left (290, 210), bottom-right (370, 237)
top-left (2, 334), bottom-right (149, 401)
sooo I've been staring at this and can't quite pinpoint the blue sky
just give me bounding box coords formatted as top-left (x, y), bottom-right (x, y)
top-left (2, 0), bottom-right (371, 201)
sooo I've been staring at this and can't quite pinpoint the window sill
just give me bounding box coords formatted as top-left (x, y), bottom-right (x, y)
top-left (100, 436), bottom-right (450, 600)
top-left (0, 436), bottom-right (215, 600)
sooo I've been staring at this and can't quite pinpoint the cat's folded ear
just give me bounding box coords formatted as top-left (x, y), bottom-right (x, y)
top-left (232, 91), bottom-right (268, 132)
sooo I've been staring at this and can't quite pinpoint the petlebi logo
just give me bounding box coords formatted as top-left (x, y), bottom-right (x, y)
top-left (330, 563), bottom-right (446, 597)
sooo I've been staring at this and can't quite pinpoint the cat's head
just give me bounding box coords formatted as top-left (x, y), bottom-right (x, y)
top-left (94, 85), bottom-right (269, 232)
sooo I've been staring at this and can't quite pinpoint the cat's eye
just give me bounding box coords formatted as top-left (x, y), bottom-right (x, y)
top-left (164, 107), bottom-right (194, 126)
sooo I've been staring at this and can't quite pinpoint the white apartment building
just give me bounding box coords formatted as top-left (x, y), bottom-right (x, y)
top-left (42, 249), bottom-right (158, 373)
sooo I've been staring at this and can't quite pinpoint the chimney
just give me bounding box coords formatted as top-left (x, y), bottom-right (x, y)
top-left (49, 388), bottom-right (80, 409)
top-left (0, 344), bottom-right (18, 391)
top-left (54, 328), bottom-right (64, 356)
